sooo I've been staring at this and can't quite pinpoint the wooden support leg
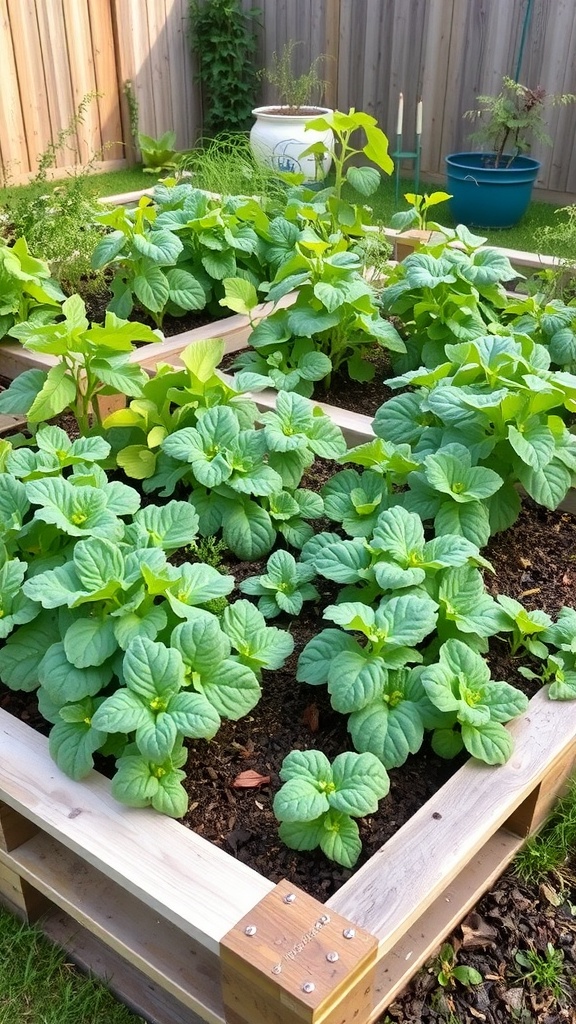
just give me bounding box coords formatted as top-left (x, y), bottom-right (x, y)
top-left (0, 802), bottom-right (51, 922)
top-left (221, 879), bottom-right (377, 1024)
top-left (505, 748), bottom-right (576, 838)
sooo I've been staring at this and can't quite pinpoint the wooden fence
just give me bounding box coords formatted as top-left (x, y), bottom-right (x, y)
top-left (2, 0), bottom-right (576, 199)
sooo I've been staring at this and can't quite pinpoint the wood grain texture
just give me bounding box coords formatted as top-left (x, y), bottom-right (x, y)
top-left (0, 708), bottom-right (274, 953)
top-left (0, 801), bottom-right (38, 851)
top-left (369, 827), bottom-right (523, 1019)
top-left (43, 908), bottom-right (212, 1024)
top-left (1, 832), bottom-right (224, 1023)
top-left (326, 687), bottom-right (576, 947)
top-left (222, 879), bottom-right (377, 1024)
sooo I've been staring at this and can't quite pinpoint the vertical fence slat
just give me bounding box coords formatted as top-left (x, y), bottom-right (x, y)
top-left (35, 0), bottom-right (78, 169)
top-left (60, 0), bottom-right (102, 163)
top-left (6, 0), bottom-right (50, 172)
top-left (0, 0), bottom-right (28, 179)
top-left (87, 0), bottom-right (125, 162)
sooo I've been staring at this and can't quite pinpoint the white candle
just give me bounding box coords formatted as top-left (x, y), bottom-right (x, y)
top-left (416, 99), bottom-right (423, 136)
top-left (396, 92), bottom-right (404, 135)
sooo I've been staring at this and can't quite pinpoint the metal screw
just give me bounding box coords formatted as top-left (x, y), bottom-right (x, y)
top-left (271, 963), bottom-right (282, 975)
top-left (244, 925), bottom-right (257, 936)
top-left (318, 913), bottom-right (330, 925)
top-left (343, 928), bottom-right (356, 939)
top-left (283, 892), bottom-right (296, 904)
top-left (302, 981), bottom-right (315, 994)
top-left (326, 951), bottom-right (339, 963)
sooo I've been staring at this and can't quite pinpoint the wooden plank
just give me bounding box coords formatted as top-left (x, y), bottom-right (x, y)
top-left (61, 0), bottom-right (102, 163)
top-left (0, 414), bottom-right (27, 438)
top-left (0, 859), bottom-right (50, 920)
top-left (369, 827), bottom-right (523, 1019)
top-left (35, 0), bottom-right (78, 168)
top-left (323, 0), bottom-right (340, 110)
top-left (326, 687), bottom-right (576, 949)
top-left (6, 0), bottom-right (51, 171)
top-left (43, 908), bottom-right (210, 1024)
top-left (1, 833), bottom-right (224, 1024)
top-left (87, 0), bottom-right (125, 161)
top-left (0, 0), bottom-right (31, 178)
top-left (0, 708), bottom-right (274, 954)
top-left (165, 0), bottom-right (196, 150)
top-left (146, 0), bottom-right (174, 136)
top-left (222, 879), bottom-right (377, 1024)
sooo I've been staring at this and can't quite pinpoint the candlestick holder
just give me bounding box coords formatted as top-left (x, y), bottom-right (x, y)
top-left (391, 132), bottom-right (422, 209)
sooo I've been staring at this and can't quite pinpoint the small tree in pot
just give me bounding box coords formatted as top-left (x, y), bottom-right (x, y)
top-left (446, 76), bottom-right (576, 228)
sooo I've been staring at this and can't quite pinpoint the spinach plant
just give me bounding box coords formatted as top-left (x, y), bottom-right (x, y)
top-left (273, 749), bottom-right (390, 867)
top-left (93, 185), bottom-right (273, 326)
top-left (154, 389), bottom-right (345, 559)
top-left (0, 294), bottom-right (160, 433)
top-left (240, 549), bottom-right (318, 618)
top-left (379, 227), bottom-right (517, 371)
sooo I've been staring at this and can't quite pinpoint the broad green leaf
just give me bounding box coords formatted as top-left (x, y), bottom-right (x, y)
top-left (64, 615), bottom-right (118, 668)
top-left (273, 778), bottom-right (330, 822)
top-left (27, 363), bottom-right (77, 422)
top-left (49, 717), bottom-right (107, 779)
top-left (329, 751), bottom-right (390, 816)
top-left (461, 720), bottom-right (514, 764)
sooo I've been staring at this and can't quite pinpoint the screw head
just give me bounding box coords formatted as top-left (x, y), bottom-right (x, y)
top-left (302, 981), bottom-right (315, 994)
top-left (271, 963), bottom-right (282, 975)
top-left (343, 927), bottom-right (356, 939)
top-left (244, 924), bottom-right (257, 936)
top-left (317, 913), bottom-right (330, 925)
top-left (326, 951), bottom-right (339, 963)
top-left (283, 892), bottom-right (296, 904)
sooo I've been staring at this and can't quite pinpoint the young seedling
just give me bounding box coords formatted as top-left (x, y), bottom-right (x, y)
top-left (273, 748), bottom-right (390, 867)
top-left (239, 549), bottom-right (318, 618)
top-left (433, 942), bottom-right (483, 989)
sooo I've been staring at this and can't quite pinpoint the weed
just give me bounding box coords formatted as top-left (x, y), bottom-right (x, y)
top-left (432, 943), bottom-right (483, 989)
top-left (513, 942), bottom-right (569, 1003)
top-left (189, 535), bottom-right (229, 570)
top-left (515, 778), bottom-right (576, 885)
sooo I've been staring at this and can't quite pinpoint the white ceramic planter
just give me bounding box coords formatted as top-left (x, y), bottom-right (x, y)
top-left (250, 106), bottom-right (334, 182)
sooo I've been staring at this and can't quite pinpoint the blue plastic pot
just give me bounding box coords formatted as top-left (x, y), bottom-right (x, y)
top-left (445, 152), bottom-right (540, 229)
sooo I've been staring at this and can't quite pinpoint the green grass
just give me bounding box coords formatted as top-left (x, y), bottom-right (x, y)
top-left (342, 172), bottom-right (572, 255)
top-left (0, 906), bottom-right (144, 1024)
top-left (514, 777), bottom-right (576, 885)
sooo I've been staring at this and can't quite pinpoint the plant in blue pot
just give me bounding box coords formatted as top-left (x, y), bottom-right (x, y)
top-left (446, 77), bottom-right (575, 229)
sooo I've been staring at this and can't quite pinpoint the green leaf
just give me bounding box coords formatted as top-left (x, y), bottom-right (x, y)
top-left (329, 751), bottom-right (389, 816)
top-left (222, 501), bottom-right (275, 560)
top-left (0, 369), bottom-right (46, 415)
top-left (123, 636), bottom-right (185, 699)
top-left (327, 651), bottom-right (387, 712)
top-left (134, 266), bottom-right (170, 313)
top-left (165, 268), bottom-right (206, 310)
top-left (461, 720), bottom-right (514, 764)
top-left (91, 230), bottom-right (126, 269)
top-left (49, 717), bottom-right (107, 780)
top-left (64, 615), bottom-right (118, 668)
top-left (38, 643), bottom-right (111, 703)
top-left (132, 229), bottom-right (183, 264)
top-left (278, 817), bottom-right (325, 852)
top-left (273, 778), bottom-right (330, 822)
top-left (297, 628), bottom-right (358, 686)
top-left (221, 277), bottom-right (259, 315)
top-left (347, 165), bottom-right (381, 196)
top-left (27, 363), bottom-right (77, 422)
top-left (318, 811), bottom-right (362, 868)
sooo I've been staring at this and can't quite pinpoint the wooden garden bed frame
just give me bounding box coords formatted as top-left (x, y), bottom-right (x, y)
top-left (1, 234), bottom-right (576, 1022)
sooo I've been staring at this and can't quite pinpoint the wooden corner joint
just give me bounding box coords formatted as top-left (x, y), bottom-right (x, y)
top-left (221, 879), bottom-right (378, 1024)
top-left (0, 801), bottom-right (38, 853)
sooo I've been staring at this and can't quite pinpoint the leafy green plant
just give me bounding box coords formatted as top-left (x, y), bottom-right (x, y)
top-left (240, 549), bottom-right (318, 618)
top-left (0, 238), bottom-right (64, 339)
top-left (374, 330), bottom-right (576, 533)
top-left (0, 93), bottom-right (110, 296)
top-left (390, 190), bottom-right (452, 232)
top-left (0, 426), bottom-right (294, 815)
top-left (433, 943), bottom-right (483, 989)
top-left (513, 943), bottom-right (568, 1002)
top-left (188, 0), bottom-right (260, 136)
top-left (157, 389), bottom-right (344, 558)
top-left (182, 133), bottom-right (289, 204)
top-left (138, 131), bottom-right (182, 173)
top-left (93, 184), bottom-right (274, 325)
top-left (464, 76), bottom-right (576, 168)
top-left (222, 245), bottom-right (405, 392)
top-left (379, 226), bottom-right (517, 372)
top-left (261, 40), bottom-right (328, 111)
top-left (420, 639), bottom-right (528, 764)
top-left (273, 749), bottom-right (390, 867)
top-left (0, 294), bottom-right (160, 433)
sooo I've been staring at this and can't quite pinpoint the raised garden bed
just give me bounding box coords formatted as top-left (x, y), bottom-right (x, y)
top-left (1, 233), bottom-right (576, 1023)
top-left (1, 692), bottom-right (575, 1024)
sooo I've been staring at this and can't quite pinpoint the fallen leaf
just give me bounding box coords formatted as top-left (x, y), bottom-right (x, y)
top-left (540, 881), bottom-right (563, 906)
top-left (460, 912), bottom-right (498, 949)
top-left (301, 702), bottom-right (320, 732)
top-left (232, 769), bottom-right (271, 789)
